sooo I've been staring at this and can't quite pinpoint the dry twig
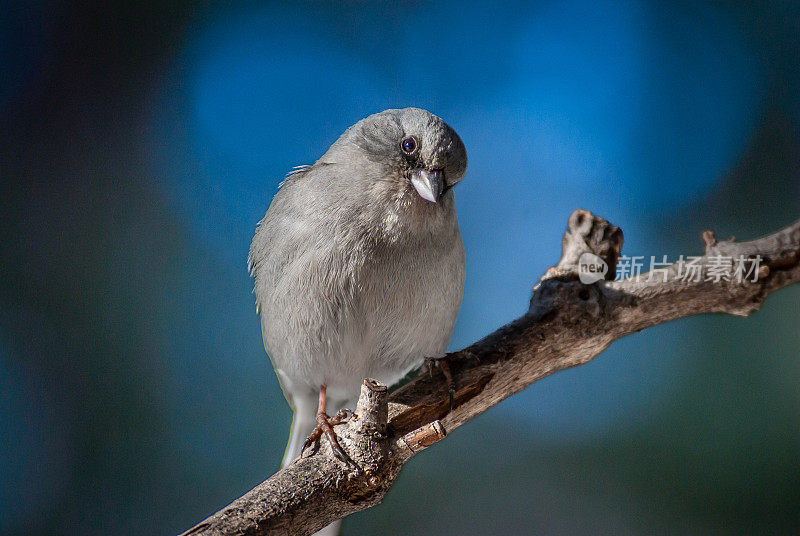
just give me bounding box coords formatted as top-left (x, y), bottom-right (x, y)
top-left (180, 209), bottom-right (800, 536)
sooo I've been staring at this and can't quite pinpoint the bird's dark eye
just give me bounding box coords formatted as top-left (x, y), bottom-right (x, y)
top-left (401, 136), bottom-right (417, 154)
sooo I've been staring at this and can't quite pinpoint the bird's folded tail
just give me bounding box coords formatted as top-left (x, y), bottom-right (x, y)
top-left (282, 393), bottom-right (317, 468)
top-left (282, 391), bottom-right (354, 536)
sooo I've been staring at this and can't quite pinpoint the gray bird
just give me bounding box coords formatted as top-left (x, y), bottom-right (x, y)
top-left (249, 108), bottom-right (467, 493)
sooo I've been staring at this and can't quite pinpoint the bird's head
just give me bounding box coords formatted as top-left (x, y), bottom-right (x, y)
top-left (322, 108), bottom-right (467, 205)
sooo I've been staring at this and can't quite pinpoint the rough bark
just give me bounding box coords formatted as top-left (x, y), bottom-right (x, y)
top-left (180, 210), bottom-right (800, 536)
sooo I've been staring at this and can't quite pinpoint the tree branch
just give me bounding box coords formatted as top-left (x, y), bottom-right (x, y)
top-left (180, 210), bottom-right (800, 536)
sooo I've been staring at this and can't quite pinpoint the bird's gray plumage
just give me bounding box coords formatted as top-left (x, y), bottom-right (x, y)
top-left (249, 109), bottom-right (467, 484)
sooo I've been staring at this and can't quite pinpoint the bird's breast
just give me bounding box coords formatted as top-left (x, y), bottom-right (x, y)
top-left (255, 192), bottom-right (465, 396)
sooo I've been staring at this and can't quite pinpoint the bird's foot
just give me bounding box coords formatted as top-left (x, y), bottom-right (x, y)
top-left (425, 351), bottom-right (481, 411)
top-left (425, 355), bottom-right (456, 411)
top-left (300, 408), bottom-right (354, 465)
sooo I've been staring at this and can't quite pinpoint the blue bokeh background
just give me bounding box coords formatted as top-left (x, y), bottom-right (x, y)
top-left (1, 1), bottom-right (798, 535)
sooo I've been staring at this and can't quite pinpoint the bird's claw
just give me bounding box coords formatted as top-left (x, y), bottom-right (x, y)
top-left (425, 355), bottom-right (456, 411)
top-left (300, 409), bottom-right (354, 466)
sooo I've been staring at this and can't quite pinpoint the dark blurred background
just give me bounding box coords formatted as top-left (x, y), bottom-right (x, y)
top-left (1, 1), bottom-right (799, 535)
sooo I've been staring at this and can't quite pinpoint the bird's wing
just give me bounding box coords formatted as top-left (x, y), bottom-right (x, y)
top-left (277, 164), bottom-right (312, 189)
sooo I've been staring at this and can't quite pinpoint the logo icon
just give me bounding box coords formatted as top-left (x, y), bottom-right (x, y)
top-left (578, 252), bottom-right (608, 284)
